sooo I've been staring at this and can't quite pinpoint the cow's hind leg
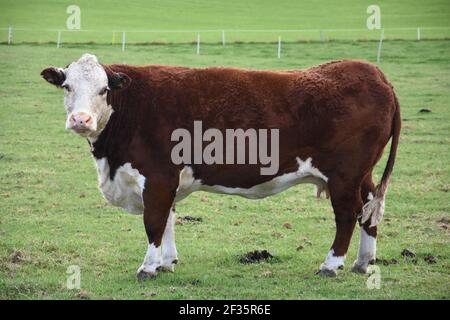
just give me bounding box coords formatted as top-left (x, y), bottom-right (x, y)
top-left (352, 175), bottom-right (377, 273)
top-left (317, 178), bottom-right (363, 277)
top-left (159, 206), bottom-right (179, 272)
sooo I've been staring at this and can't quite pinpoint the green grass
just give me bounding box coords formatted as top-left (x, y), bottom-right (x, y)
top-left (0, 0), bottom-right (450, 43)
top-left (0, 39), bottom-right (449, 299)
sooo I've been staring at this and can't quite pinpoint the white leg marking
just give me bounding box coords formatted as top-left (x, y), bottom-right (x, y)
top-left (319, 249), bottom-right (346, 276)
top-left (161, 208), bottom-right (178, 272)
top-left (352, 228), bottom-right (377, 273)
top-left (137, 243), bottom-right (162, 277)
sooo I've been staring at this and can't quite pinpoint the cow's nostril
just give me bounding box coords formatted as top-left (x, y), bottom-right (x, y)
top-left (70, 113), bottom-right (92, 127)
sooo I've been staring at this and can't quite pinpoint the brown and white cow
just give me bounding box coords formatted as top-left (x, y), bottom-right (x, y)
top-left (41, 54), bottom-right (400, 279)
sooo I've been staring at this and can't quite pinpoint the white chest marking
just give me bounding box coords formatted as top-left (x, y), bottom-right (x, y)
top-left (175, 157), bottom-right (328, 202)
top-left (95, 158), bottom-right (146, 214)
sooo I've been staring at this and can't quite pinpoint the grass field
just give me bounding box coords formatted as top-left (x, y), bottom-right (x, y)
top-left (0, 0), bottom-right (450, 43)
top-left (0, 39), bottom-right (449, 300)
top-left (0, 0), bottom-right (449, 300)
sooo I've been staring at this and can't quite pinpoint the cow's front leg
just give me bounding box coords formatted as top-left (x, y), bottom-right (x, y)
top-left (160, 206), bottom-right (178, 272)
top-left (137, 178), bottom-right (177, 281)
top-left (137, 243), bottom-right (162, 280)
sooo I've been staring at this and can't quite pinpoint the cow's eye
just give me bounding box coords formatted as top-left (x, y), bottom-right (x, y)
top-left (62, 84), bottom-right (71, 92)
top-left (99, 87), bottom-right (109, 95)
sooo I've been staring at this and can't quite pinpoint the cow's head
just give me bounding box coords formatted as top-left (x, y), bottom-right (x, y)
top-left (41, 54), bottom-right (130, 138)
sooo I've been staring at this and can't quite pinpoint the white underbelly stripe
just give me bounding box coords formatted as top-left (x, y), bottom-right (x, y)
top-left (175, 157), bottom-right (328, 202)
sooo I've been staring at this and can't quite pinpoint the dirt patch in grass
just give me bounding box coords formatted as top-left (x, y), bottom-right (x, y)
top-left (437, 217), bottom-right (449, 230)
top-left (239, 250), bottom-right (273, 264)
top-left (78, 289), bottom-right (90, 299)
top-left (401, 249), bottom-right (419, 264)
top-left (176, 216), bottom-right (203, 225)
top-left (424, 255), bottom-right (437, 264)
top-left (11, 250), bottom-right (26, 264)
top-left (401, 249), bottom-right (416, 258)
top-left (374, 258), bottom-right (399, 266)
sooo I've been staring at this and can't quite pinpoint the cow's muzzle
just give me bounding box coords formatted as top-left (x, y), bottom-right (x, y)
top-left (68, 112), bottom-right (95, 135)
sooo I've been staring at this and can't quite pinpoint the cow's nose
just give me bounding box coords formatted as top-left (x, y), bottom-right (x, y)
top-left (70, 112), bottom-right (92, 127)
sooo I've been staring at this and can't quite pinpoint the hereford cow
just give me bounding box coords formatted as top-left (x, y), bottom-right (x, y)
top-left (41, 54), bottom-right (401, 279)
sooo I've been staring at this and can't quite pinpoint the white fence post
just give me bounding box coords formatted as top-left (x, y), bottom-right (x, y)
top-left (7, 26), bottom-right (12, 45)
top-left (417, 27), bottom-right (421, 41)
top-left (376, 28), bottom-right (384, 63)
top-left (320, 30), bottom-right (324, 42)
top-left (277, 36), bottom-right (281, 59)
top-left (56, 31), bottom-right (61, 48)
top-left (197, 33), bottom-right (200, 55)
top-left (122, 31), bottom-right (126, 51)
top-left (222, 30), bottom-right (225, 46)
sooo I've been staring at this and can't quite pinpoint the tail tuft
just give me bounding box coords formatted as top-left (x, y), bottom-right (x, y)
top-left (360, 189), bottom-right (385, 227)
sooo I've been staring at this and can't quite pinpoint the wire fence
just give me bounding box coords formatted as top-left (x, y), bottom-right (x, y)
top-left (1, 26), bottom-right (449, 62)
top-left (2, 26), bottom-right (450, 47)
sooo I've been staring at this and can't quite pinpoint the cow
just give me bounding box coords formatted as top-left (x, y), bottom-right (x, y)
top-left (41, 54), bottom-right (401, 280)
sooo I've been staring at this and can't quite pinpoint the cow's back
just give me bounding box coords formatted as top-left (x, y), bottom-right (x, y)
top-left (106, 61), bottom-right (396, 160)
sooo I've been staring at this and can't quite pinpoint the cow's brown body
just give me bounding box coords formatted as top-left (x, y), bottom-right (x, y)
top-left (100, 60), bottom-right (398, 186)
top-left (42, 57), bottom-right (401, 278)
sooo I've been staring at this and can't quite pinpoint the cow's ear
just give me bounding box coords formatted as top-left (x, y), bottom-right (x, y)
top-left (40, 67), bottom-right (66, 87)
top-left (108, 72), bottom-right (131, 90)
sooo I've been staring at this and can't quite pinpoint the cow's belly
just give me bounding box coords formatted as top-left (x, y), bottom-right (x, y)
top-left (175, 157), bottom-right (328, 202)
top-left (95, 158), bottom-right (145, 214)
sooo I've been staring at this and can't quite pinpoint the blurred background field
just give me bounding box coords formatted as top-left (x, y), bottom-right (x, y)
top-left (0, 0), bottom-right (449, 44)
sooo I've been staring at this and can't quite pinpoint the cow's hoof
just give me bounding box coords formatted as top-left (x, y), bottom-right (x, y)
top-left (137, 270), bottom-right (157, 281)
top-left (351, 261), bottom-right (368, 274)
top-left (159, 256), bottom-right (178, 272)
top-left (315, 268), bottom-right (338, 277)
top-left (137, 266), bottom-right (158, 281)
top-left (158, 264), bottom-right (175, 273)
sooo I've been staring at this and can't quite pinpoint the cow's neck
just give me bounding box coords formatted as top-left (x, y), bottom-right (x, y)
top-left (90, 88), bottom-right (139, 180)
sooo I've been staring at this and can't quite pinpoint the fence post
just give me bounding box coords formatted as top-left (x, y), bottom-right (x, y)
top-left (7, 26), bottom-right (12, 45)
top-left (277, 36), bottom-right (281, 59)
top-left (197, 33), bottom-right (200, 55)
top-left (320, 30), bottom-right (324, 42)
top-left (222, 30), bottom-right (225, 46)
top-left (417, 27), bottom-right (421, 41)
top-left (56, 31), bottom-right (61, 48)
top-left (112, 31), bottom-right (115, 45)
top-left (122, 31), bottom-right (126, 51)
top-left (376, 28), bottom-right (384, 63)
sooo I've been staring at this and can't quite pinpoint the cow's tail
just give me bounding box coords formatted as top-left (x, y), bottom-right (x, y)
top-left (360, 92), bottom-right (401, 227)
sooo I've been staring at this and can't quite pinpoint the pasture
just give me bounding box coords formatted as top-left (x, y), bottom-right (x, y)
top-left (0, 0), bottom-right (449, 300)
top-left (1, 0), bottom-right (450, 43)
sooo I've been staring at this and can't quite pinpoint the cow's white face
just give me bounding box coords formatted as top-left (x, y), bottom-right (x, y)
top-left (41, 54), bottom-right (130, 139)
